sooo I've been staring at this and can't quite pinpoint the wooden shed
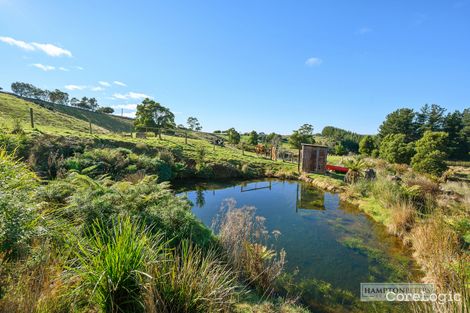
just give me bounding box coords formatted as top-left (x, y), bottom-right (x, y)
top-left (300, 144), bottom-right (328, 174)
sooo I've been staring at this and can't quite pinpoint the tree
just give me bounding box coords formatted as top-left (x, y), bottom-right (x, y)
top-left (134, 98), bottom-right (175, 139)
top-left (78, 97), bottom-right (90, 110)
top-left (186, 117), bottom-right (202, 131)
top-left (334, 143), bottom-right (347, 155)
top-left (88, 98), bottom-right (99, 111)
top-left (462, 108), bottom-right (470, 158)
top-left (11, 82), bottom-right (33, 97)
top-left (49, 89), bottom-right (69, 105)
top-left (70, 97), bottom-right (79, 107)
top-left (359, 135), bottom-right (375, 156)
top-left (288, 124), bottom-right (315, 149)
top-left (227, 128), bottom-right (241, 144)
top-left (416, 104), bottom-right (446, 135)
top-left (266, 133), bottom-right (282, 146)
top-left (443, 110), bottom-right (467, 160)
top-left (411, 131), bottom-right (448, 176)
top-left (378, 108), bottom-right (418, 142)
top-left (247, 130), bottom-right (259, 145)
top-left (97, 107), bottom-right (115, 114)
top-left (379, 134), bottom-right (415, 164)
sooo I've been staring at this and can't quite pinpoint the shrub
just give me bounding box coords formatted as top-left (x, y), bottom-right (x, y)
top-left (358, 135), bottom-right (375, 156)
top-left (157, 149), bottom-right (175, 165)
top-left (411, 131), bottom-right (448, 177)
top-left (344, 159), bottom-right (365, 184)
top-left (0, 149), bottom-right (38, 260)
top-left (379, 134), bottom-right (415, 164)
top-left (58, 174), bottom-right (215, 248)
top-left (334, 143), bottom-right (347, 156)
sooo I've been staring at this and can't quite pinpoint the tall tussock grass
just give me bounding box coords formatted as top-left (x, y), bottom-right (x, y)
top-left (387, 200), bottom-right (416, 237)
top-left (147, 241), bottom-right (238, 313)
top-left (213, 199), bottom-right (286, 296)
top-left (70, 216), bottom-right (157, 313)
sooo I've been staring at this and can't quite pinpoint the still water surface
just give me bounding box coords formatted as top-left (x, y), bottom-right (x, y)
top-left (178, 179), bottom-right (420, 298)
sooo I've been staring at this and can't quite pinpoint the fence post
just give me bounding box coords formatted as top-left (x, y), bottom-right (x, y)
top-left (89, 121), bottom-right (92, 134)
top-left (29, 107), bottom-right (34, 129)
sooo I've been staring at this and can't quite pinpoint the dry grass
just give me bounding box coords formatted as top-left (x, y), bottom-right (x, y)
top-left (213, 199), bottom-right (286, 296)
top-left (146, 242), bottom-right (238, 313)
top-left (408, 216), bottom-right (462, 290)
top-left (0, 248), bottom-right (69, 313)
top-left (387, 201), bottom-right (416, 237)
top-left (404, 175), bottom-right (441, 197)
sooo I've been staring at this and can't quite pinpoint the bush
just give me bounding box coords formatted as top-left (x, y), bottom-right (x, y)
top-left (379, 134), bottom-right (415, 164)
top-left (334, 143), bottom-right (347, 156)
top-left (411, 131), bottom-right (448, 177)
top-left (0, 149), bottom-right (38, 260)
top-left (53, 174), bottom-right (215, 248)
top-left (359, 135), bottom-right (375, 156)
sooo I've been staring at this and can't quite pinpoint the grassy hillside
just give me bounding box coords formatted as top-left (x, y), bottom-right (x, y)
top-left (0, 92), bottom-right (134, 132)
top-left (0, 93), bottom-right (109, 134)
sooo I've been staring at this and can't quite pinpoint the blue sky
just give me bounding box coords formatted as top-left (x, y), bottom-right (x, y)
top-left (1, 0), bottom-right (469, 134)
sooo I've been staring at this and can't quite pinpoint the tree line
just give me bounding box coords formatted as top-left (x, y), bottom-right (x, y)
top-left (358, 104), bottom-right (469, 176)
top-left (9, 81), bottom-right (115, 114)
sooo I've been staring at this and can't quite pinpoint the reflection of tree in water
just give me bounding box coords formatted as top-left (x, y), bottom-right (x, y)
top-left (296, 183), bottom-right (324, 211)
top-left (195, 188), bottom-right (206, 208)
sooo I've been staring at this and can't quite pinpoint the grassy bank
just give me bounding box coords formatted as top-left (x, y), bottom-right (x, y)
top-left (340, 158), bottom-right (470, 311)
top-left (0, 115), bottom-right (312, 312)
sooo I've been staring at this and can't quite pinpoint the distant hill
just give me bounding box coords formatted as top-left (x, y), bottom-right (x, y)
top-left (0, 91), bottom-right (134, 133)
top-left (0, 92), bottom-right (110, 134)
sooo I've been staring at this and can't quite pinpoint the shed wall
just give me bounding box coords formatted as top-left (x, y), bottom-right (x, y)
top-left (301, 146), bottom-right (328, 174)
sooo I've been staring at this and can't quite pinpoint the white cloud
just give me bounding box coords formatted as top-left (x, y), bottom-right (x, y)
top-left (65, 84), bottom-right (87, 91)
top-left (112, 92), bottom-right (150, 100)
top-left (113, 81), bottom-right (127, 87)
top-left (112, 103), bottom-right (138, 110)
top-left (59, 67), bottom-right (69, 71)
top-left (31, 63), bottom-right (55, 71)
top-left (122, 112), bottom-right (136, 118)
top-left (356, 27), bottom-right (372, 35)
top-left (91, 86), bottom-right (105, 92)
top-left (0, 36), bottom-right (72, 57)
top-left (31, 42), bottom-right (72, 57)
top-left (99, 81), bottom-right (111, 87)
top-left (0, 36), bottom-right (35, 50)
top-left (305, 57), bottom-right (323, 67)
top-left (74, 66), bottom-right (84, 70)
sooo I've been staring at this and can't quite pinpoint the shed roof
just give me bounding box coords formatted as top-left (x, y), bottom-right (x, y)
top-left (301, 143), bottom-right (329, 148)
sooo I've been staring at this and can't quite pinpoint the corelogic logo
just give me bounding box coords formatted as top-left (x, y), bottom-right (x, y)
top-left (360, 283), bottom-right (462, 303)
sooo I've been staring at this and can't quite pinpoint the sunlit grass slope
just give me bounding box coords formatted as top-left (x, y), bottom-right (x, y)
top-left (0, 93), bottom-right (109, 134)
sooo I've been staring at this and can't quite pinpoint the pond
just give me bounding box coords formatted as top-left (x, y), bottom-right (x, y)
top-left (177, 179), bottom-right (421, 309)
